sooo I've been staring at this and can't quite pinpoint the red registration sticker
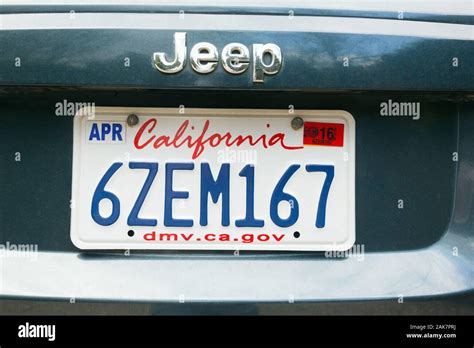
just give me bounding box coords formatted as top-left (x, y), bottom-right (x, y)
top-left (303, 122), bottom-right (345, 147)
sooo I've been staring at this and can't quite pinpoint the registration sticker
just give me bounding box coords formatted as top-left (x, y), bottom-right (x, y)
top-left (303, 122), bottom-right (345, 147)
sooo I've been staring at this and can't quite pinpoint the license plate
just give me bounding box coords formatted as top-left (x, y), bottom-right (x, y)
top-left (71, 108), bottom-right (355, 251)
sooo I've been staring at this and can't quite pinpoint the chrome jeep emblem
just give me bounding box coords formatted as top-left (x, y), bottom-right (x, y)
top-left (152, 32), bottom-right (282, 83)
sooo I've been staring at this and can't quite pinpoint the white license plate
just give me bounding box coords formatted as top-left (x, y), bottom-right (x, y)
top-left (71, 108), bottom-right (355, 251)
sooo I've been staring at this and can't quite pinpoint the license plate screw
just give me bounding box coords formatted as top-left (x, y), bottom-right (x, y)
top-left (291, 116), bottom-right (304, 130)
top-left (127, 114), bottom-right (139, 127)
